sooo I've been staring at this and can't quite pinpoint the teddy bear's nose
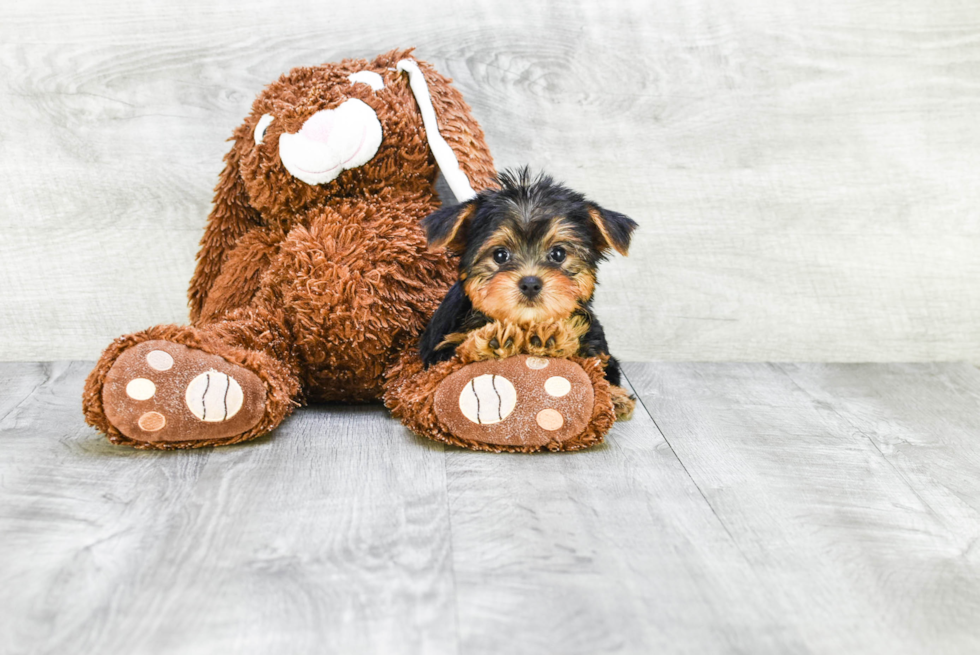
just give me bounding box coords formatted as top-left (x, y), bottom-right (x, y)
top-left (298, 110), bottom-right (337, 144)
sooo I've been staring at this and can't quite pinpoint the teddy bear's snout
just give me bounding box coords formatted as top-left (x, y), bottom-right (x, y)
top-left (278, 99), bottom-right (383, 186)
top-left (298, 110), bottom-right (339, 145)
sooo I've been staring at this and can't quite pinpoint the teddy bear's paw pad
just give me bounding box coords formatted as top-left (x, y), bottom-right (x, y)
top-left (101, 340), bottom-right (266, 444)
top-left (434, 355), bottom-right (594, 449)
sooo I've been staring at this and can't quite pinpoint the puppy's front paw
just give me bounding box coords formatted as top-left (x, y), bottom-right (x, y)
top-left (456, 322), bottom-right (525, 362)
top-left (525, 317), bottom-right (587, 359)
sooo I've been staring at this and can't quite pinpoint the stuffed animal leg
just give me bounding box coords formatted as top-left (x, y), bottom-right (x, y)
top-left (83, 310), bottom-right (301, 449)
top-left (384, 352), bottom-right (617, 453)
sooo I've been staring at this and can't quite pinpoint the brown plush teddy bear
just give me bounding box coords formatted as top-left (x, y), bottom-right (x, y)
top-left (83, 48), bottom-right (618, 452)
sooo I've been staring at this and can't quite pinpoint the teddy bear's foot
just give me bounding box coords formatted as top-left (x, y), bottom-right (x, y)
top-left (433, 355), bottom-right (597, 450)
top-left (99, 340), bottom-right (267, 446)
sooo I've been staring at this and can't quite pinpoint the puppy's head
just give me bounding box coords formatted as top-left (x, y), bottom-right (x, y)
top-left (422, 167), bottom-right (637, 324)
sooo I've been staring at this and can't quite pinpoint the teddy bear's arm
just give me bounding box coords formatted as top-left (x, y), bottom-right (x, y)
top-left (188, 128), bottom-right (262, 324)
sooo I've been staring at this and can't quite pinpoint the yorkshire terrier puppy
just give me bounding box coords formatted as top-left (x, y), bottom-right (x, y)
top-left (419, 168), bottom-right (638, 420)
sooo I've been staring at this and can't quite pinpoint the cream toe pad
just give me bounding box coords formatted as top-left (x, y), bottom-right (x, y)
top-left (544, 376), bottom-right (572, 397)
top-left (146, 350), bottom-right (174, 371)
top-left (126, 378), bottom-right (156, 400)
top-left (525, 357), bottom-right (549, 370)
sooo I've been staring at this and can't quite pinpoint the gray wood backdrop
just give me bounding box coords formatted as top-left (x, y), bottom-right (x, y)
top-left (2, 0), bottom-right (979, 362)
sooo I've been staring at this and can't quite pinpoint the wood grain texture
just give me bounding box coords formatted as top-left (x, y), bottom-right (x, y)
top-left (2, 0), bottom-right (980, 361)
top-left (443, 375), bottom-right (793, 655)
top-left (624, 361), bottom-right (980, 654)
top-left (0, 362), bottom-right (980, 655)
top-left (0, 362), bottom-right (457, 655)
top-left (5, 361), bottom-right (980, 653)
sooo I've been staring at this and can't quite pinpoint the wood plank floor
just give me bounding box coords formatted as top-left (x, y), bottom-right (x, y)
top-left (2, 361), bottom-right (979, 654)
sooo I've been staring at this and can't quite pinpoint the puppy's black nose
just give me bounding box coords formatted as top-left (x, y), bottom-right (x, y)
top-left (518, 276), bottom-right (543, 298)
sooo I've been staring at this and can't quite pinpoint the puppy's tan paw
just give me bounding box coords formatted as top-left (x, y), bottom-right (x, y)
top-left (610, 385), bottom-right (636, 421)
top-left (525, 317), bottom-right (587, 359)
top-left (456, 321), bottom-right (525, 362)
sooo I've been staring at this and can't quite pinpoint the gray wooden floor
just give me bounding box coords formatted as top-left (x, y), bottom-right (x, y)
top-left (2, 361), bottom-right (980, 654)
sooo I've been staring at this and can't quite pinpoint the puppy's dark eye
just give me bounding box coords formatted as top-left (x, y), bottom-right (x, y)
top-left (493, 248), bottom-right (510, 265)
top-left (548, 246), bottom-right (566, 263)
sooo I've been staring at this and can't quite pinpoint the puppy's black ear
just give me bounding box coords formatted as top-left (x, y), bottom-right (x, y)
top-left (421, 201), bottom-right (477, 253)
top-left (586, 203), bottom-right (638, 256)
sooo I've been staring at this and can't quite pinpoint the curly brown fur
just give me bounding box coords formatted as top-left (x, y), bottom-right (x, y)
top-left (418, 168), bottom-right (638, 408)
top-left (84, 48), bottom-right (497, 448)
top-left (189, 49), bottom-right (498, 324)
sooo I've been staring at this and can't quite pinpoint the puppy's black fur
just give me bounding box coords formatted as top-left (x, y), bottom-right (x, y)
top-left (419, 168), bottom-right (637, 387)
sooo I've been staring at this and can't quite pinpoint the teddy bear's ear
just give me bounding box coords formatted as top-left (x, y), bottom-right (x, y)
top-left (397, 59), bottom-right (498, 201)
top-left (421, 200), bottom-right (478, 253)
top-left (585, 203), bottom-right (638, 257)
top-left (188, 129), bottom-right (262, 322)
